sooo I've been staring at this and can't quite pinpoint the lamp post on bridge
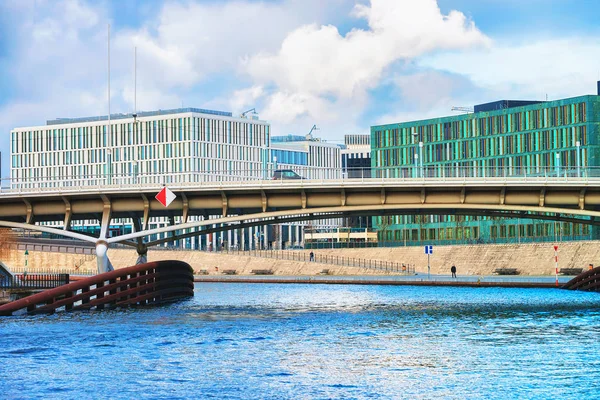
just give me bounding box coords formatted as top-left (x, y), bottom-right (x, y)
top-left (419, 140), bottom-right (424, 178)
top-left (411, 131), bottom-right (424, 178)
top-left (576, 141), bottom-right (581, 177)
top-left (414, 154), bottom-right (419, 178)
top-left (555, 152), bottom-right (561, 177)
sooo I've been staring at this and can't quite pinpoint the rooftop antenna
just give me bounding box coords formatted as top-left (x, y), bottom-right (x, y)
top-left (241, 108), bottom-right (257, 118)
top-left (307, 124), bottom-right (319, 140)
top-left (133, 46), bottom-right (137, 121)
top-left (107, 24), bottom-right (111, 139)
top-left (107, 23), bottom-right (112, 184)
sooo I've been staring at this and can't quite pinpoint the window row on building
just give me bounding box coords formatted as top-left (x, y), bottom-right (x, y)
top-left (380, 222), bottom-right (590, 242)
top-left (374, 126), bottom-right (588, 166)
top-left (271, 149), bottom-right (308, 165)
top-left (12, 116), bottom-right (270, 155)
top-left (373, 101), bottom-right (588, 148)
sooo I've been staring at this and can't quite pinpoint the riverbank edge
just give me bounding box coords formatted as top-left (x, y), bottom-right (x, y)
top-left (192, 276), bottom-right (562, 288)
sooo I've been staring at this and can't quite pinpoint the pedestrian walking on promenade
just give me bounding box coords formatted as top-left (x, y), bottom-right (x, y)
top-left (451, 265), bottom-right (457, 278)
top-left (310, 251), bottom-right (315, 262)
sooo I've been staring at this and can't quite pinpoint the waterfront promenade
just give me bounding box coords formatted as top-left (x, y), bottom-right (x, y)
top-left (2, 241), bottom-right (598, 277)
top-left (193, 274), bottom-right (569, 288)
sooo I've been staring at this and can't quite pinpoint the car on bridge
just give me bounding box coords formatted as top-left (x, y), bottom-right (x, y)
top-left (272, 169), bottom-right (303, 180)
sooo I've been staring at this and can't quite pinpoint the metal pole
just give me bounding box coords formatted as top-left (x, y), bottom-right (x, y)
top-left (576, 141), bottom-right (581, 177)
top-left (134, 46), bottom-right (137, 116)
top-left (107, 24), bottom-right (112, 185)
top-left (419, 141), bottom-right (424, 178)
top-left (554, 245), bottom-right (559, 287)
top-left (414, 154), bottom-right (418, 178)
top-left (427, 253), bottom-right (431, 280)
top-left (24, 250), bottom-right (29, 276)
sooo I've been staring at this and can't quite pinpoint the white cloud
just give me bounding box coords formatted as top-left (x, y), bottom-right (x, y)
top-left (230, 85), bottom-right (265, 113)
top-left (243, 0), bottom-right (490, 124)
top-left (114, 0), bottom-right (341, 91)
top-left (421, 38), bottom-right (600, 100)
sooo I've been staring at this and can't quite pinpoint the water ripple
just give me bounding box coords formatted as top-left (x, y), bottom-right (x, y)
top-left (1, 284), bottom-right (600, 399)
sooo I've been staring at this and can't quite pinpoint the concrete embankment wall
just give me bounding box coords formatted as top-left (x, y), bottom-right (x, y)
top-left (0, 241), bottom-right (599, 276)
top-left (305, 242), bottom-right (600, 276)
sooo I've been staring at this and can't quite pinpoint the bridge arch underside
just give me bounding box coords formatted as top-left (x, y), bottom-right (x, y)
top-left (1, 204), bottom-right (600, 249)
top-left (2, 185), bottom-right (600, 248)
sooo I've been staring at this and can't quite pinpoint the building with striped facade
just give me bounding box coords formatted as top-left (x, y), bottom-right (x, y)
top-left (10, 107), bottom-right (275, 250)
top-left (271, 134), bottom-right (341, 179)
top-left (10, 108), bottom-right (270, 188)
top-left (269, 134), bottom-right (343, 247)
top-left (341, 134), bottom-right (371, 178)
top-left (371, 90), bottom-right (600, 246)
top-left (10, 108), bottom-right (345, 249)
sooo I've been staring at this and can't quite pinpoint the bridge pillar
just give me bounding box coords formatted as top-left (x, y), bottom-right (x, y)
top-left (136, 243), bottom-right (148, 265)
top-left (95, 241), bottom-right (114, 274)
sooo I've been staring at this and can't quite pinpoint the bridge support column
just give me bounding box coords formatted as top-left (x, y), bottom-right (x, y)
top-left (95, 241), bottom-right (114, 274)
top-left (136, 243), bottom-right (148, 265)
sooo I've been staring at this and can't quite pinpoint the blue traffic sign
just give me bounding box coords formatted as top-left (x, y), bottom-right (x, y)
top-left (424, 245), bottom-right (433, 255)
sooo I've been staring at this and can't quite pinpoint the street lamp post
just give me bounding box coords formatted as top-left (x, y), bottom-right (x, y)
top-left (576, 141), bottom-right (581, 177)
top-left (414, 154), bottom-right (419, 178)
top-left (555, 152), bottom-right (561, 176)
top-left (419, 141), bottom-right (424, 178)
top-left (24, 249), bottom-right (29, 277)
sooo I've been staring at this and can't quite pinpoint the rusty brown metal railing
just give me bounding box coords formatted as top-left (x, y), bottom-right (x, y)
top-left (0, 260), bottom-right (193, 316)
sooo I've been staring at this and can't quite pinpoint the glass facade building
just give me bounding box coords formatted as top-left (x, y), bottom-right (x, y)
top-left (371, 94), bottom-right (600, 245)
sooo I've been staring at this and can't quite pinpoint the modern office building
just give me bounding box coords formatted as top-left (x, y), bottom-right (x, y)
top-left (270, 134), bottom-right (341, 179)
top-left (339, 134), bottom-right (372, 232)
top-left (371, 85), bottom-right (600, 245)
top-left (341, 134), bottom-right (371, 178)
top-left (10, 108), bottom-right (347, 249)
top-left (269, 134), bottom-right (343, 247)
top-left (10, 108), bottom-right (271, 188)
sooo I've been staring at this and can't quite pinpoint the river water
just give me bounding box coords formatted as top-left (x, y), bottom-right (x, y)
top-left (1, 283), bottom-right (600, 399)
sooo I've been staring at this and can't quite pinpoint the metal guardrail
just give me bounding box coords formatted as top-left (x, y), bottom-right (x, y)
top-left (212, 249), bottom-right (416, 274)
top-left (2, 166), bottom-right (600, 196)
top-left (0, 261), bottom-right (194, 316)
top-left (0, 273), bottom-right (69, 290)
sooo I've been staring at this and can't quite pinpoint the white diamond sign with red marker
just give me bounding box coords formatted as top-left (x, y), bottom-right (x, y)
top-left (156, 187), bottom-right (176, 207)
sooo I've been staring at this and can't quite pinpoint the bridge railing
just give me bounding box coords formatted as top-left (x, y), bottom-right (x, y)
top-left (0, 273), bottom-right (69, 290)
top-left (2, 166), bottom-right (600, 194)
top-left (212, 248), bottom-right (416, 274)
top-left (0, 261), bottom-right (194, 316)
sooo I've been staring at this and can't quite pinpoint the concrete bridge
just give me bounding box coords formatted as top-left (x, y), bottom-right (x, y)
top-left (2, 173), bottom-right (600, 273)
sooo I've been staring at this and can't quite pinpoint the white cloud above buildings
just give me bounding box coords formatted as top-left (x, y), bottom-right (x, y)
top-left (421, 38), bottom-right (600, 100)
top-left (241, 0), bottom-right (490, 129)
top-left (1, 0), bottom-right (600, 176)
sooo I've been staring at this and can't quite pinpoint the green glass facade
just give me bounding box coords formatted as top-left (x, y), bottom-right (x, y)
top-left (371, 95), bottom-right (600, 245)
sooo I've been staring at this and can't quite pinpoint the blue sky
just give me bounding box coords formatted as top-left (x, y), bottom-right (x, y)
top-left (1, 0), bottom-right (600, 178)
